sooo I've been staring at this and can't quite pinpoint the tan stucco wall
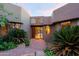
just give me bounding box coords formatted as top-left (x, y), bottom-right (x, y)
top-left (0, 3), bottom-right (30, 38)
top-left (21, 8), bottom-right (30, 39)
top-left (0, 3), bottom-right (30, 31)
top-left (0, 3), bottom-right (21, 22)
top-left (53, 3), bottom-right (79, 23)
top-left (30, 16), bottom-right (52, 25)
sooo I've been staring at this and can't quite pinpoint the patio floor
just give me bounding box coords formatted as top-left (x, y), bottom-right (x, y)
top-left (0, 39), bottom-right (46, 56)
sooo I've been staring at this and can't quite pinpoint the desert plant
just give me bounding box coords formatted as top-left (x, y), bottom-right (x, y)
top-left (0, 36), bottom-right (17, 51)
top-left (8, 28), bottom-right (26, 38)
top-left (50, 26), bottom-right (79, 56)
top-left (3, 42), bottom-right (17, 50)
top-left (7, 28), bottom-right (27, 44)
top-left (24, 38), bottom-right (30, 46)
top-left (44, 48), bottom-right (56, 56)
top-left (0, 42), bottom-right (17, 51)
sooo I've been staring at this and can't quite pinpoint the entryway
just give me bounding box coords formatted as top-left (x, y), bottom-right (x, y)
top-left (31, 25), bottom-right (51, 40)
top-left (30, 39), bottom-right (46, 50)
top-left (31, 27), bottom-right (43, 39)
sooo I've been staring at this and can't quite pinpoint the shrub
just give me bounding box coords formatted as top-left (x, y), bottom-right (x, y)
top-left (50, 26), bottom-right (79, 56)
top-left (0, 34), bottom-right (17, 51)
top-left (0, 16), bottom-right (8, 27)
top-left (0, 42), bottom-right (17, 51)
top-left (24, 38), bottom-right (30, 46)
top-left (0, 36), bottom-right (4, 44)
top-left (7, 28), bottom-right (27, 44)
top-left (8, 28), bottom-right (26, 38)
top-left (4, 42), bottom-right (17, 50)
top-left (0, 28), bottom-right (29, 51)
top-left (44, 48), bottom-right (56, 56)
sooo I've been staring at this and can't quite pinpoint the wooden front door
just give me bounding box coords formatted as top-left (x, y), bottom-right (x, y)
top-left (31, 27), bottom-right (43, 39)
top-left (31, 25), bottom-right (51, 40)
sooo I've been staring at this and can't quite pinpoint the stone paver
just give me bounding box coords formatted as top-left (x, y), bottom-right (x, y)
top-left (30, 39), bottom-right (46, 50)
top-left (35, 50), bottom-right (45, 56)
top-left (0, 39), bottom-right (46, 56)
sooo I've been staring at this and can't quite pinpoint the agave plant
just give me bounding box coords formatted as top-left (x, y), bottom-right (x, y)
top-left (50, 26), bottom-right (79, 56)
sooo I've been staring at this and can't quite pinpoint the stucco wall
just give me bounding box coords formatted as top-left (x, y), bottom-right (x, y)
top-left (0, 3), bottom-right (21, 22)
top-left (53, 3), bottom-right (79, 22)
top-left (21, 8), bottom-right (30, 39)
top-left (0, 3), bottom-right (30, 32)
top-left (0, 3), bottom-right (30, 39)
top-left (30, 16), bottom-right (52, 25)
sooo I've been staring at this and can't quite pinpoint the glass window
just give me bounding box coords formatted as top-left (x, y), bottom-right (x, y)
top-left (45, 26), bottom-right (50, 34)
top-left (61, 21), bottom-right (71, 28)
top-left (10, 23), bottom-right (21, 29)
top-left (35, 27), bottom-right (43, 39)
top-left (10, 23), bottom-right (15, 28)
top-left (15, 24), bottom-right (21, 29)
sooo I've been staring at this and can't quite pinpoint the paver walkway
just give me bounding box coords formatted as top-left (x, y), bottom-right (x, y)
top-left (0, 39), bottom-right (46, 56)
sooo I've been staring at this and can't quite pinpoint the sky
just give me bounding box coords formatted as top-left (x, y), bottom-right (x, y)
top-left (15, 3), bottom-right (67, 16)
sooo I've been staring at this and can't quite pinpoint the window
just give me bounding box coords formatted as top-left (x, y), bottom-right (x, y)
top-left (10, 23), bottom-right (15, 28)
top-left (10, 23), bottom-right (21, 29)
top-left (15, 24), bottom-right (21, 29)
top-left (45, 26), bottom-right (50, 34)
top-left (35, 27), bottom-right (43, 39)
top-left (61, 21), bottom-right (71, 28)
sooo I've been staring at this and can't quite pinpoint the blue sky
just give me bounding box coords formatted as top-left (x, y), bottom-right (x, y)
top-left (15, 3), bottom-right (67, 16)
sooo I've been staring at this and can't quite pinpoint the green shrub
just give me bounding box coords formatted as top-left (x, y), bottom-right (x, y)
top-left (3, 35), bottom-right (14, 42)
top-left (24, 38), bottom-right (30, 46)
top-left (8, 28), bottom-right (26, 38)
top-left (0, 28), bottom-right (29, 51)
top-left (4, 42), bottom-right (17, 50)
top-left (0, 16), bottom-right (8, 27)
top-left (0, 36), bottom-right (4, 44)
top-left (0, 42), bottom-right (17, 51)
top-left (7, 28), bottom-right (27, 44)
top-left (50, 26), bottom-right (79, 56)
top-left (0, 36), bottom-right (17, 51)
top-left (44, 48), bottom-right (56, 56)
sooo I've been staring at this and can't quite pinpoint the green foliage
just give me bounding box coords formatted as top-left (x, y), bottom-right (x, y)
top-left (44, 48), bottom-right (56, 56)
top-left (0, 28), bottom-right (28, 51)
top-left (0, 42), bottom-right (17, 51)
top-left (0, 16), bottom-right (8, 27)
top-left (24, 38), bottom-right (30, 46)
top-left (0, 36), bottom-right (4, 43)
top-left (8, 28), bottom-right (26, 38)
top-left (4, 42), bottom-right (17, 50)
top-left (0, 24), bottom-right (29, 51)
top-left (51, 26), bottom-right (79, 56)
top-left (0, 37), bottom-right (17, 51)
top-left (7, 28), bottom-right (28, 44)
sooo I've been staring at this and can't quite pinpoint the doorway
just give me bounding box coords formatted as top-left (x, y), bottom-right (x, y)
top-left (31, 27), bottom-right (43, 39)
top-left (31, 25), bottom-right (51, 40)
